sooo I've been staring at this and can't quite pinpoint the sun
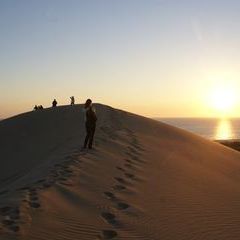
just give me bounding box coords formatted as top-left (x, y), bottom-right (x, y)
top-left (210, 85), bottom-right (236, 114)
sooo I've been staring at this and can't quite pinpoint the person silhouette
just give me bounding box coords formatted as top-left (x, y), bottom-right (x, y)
top-left (83, 99), bottom-right (97, 149)
top-left (52, 99), bottom-right (57, 107)
top-left (70, 96), bottom-right (75, 105)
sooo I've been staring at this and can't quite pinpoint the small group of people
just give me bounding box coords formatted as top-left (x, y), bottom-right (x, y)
top-left (34, 97), bottom-right (97, 149)
top-left (52, 96), bottom-right (75, 107)
top-left (33, 105), bottom-right (44, 111)
top-left (34, 97), bottom-right (75, 109)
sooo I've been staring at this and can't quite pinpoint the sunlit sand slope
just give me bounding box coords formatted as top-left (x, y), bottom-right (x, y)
top-left (1, 104), bottom-right (240, 240)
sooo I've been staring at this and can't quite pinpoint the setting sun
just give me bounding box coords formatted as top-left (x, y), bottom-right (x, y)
top-left (210, 85), bottom-right (237, 115)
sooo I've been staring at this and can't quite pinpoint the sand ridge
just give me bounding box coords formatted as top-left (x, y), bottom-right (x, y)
top-left (1, 104), bottom-right (240, 239)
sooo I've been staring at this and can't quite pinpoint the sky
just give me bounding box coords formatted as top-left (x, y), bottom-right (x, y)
top-left (1, 0), bottom-right (240, 118)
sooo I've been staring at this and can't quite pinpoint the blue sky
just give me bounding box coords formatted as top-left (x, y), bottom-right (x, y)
top-left (1, 0), bottom-right (240, 118)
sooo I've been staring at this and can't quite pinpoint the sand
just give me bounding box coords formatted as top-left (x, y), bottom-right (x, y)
top-left (1, 104), bottom-right (240, 239)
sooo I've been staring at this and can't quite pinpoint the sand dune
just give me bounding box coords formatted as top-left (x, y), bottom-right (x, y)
top-left (1, 104), bottom-right (240, 239)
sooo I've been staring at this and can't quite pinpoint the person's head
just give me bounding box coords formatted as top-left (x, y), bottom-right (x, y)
top-left (85, 99), bottom-right (92, 108)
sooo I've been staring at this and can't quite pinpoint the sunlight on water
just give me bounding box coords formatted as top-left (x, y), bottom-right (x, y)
top-left (215, 119), bottom-right (234, 140)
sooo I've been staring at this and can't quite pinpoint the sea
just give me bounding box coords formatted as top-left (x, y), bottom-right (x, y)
top-left (157, 118), bottom-right (240, 140)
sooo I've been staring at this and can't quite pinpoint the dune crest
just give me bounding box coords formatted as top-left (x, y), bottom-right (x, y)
top-left (1, 104), bottom-right (240, 239)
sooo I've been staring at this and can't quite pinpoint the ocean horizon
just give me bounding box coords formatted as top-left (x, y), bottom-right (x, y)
top-left (157, 118), bottom-right (240, 140)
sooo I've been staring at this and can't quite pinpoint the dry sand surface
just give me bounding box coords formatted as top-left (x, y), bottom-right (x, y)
top-left (1, 104), bottom-right (240, 240)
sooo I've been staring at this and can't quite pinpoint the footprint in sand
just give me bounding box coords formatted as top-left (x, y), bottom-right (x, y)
top-left (131, 142), bottom-right (145, 152)
top-left (28, 189), bottom-right (41, 208)
top-left (116, 202), bottom-right (130, 210)
top-left (50, 172), bottom-right (59, 178)
top-left (103, 192), bottom-right (117, 201)
top-left (101, 212), bottom-right (117, 225)
top-left (127, 154), bottom-right (145, 164)
top-left (127, 153), bottom-right (140, 161)
top-left (113, 184), bottom-right (126, 191)
top-left (114, 177), bottom-right (127, 184)
top-left (2, 219), bottom-right (20, 232)
top-left (133, 157), bottom-right (146, 164)
top-left (1, 207), bottom-right (21, 232)
top-left (61, 165), bottom-right (70, 170)
top-left (129, 154), bottom-right (138, 160)
top-left (125, 159), bottom-right (133, 164)
top-left (124, 173), bottom-right (135, 179)
top-left (58, 177), bottom-right (68, 182)
top-left (0, 206), bottom-right (20, 219)
top-left (57, 165), bottom-right (73, 177)
top-left (52, 163), bottom-right (74, 182)
top-left (124, 128), bottom-right (134, 136)
top-left (29, 202), bottom-right (41, 208)
top-left (29, 194), bottom-right (38, 201)
top-left (59, 181), bottom-right (73, 186)
top-left (127, 146), bottom-right (140, 155)
top-left (64, 168), bottom-right (73, 174)
top-left (42, 181), bottom-right (53, 188)
top-left (116, 166), bottom-right (125, 172)
top-left (99, 229), bottom-right (118, 239)
top-left (124, 163), bottom-right (134, 169)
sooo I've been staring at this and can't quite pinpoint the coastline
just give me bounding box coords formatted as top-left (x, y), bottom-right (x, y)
top-left (215, 139), bottom-right (240, 152)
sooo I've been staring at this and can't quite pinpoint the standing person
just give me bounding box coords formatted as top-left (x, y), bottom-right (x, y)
top-left (52, 99), bottom-right (57, 107)
top-left (83, 99), bottom-right (97, 149)
top-left (70, 96), bottom-right (75, 105)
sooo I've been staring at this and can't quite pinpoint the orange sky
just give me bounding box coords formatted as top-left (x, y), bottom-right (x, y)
top-left (1, 1), bottom-right (240, 119)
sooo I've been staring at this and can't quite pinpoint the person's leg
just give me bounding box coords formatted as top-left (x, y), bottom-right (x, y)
top-left (84, 124), bottom-right (91, 148)
top-left (88, 124), bottom-right (96, 149)
top-left (84, 135), bottom-right (89, 148)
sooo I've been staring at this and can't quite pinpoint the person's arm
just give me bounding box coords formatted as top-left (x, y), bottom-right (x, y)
top-left (92, 108), bottom-right (97, 121)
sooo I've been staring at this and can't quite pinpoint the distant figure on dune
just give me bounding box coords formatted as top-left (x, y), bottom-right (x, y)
top-left (34, 105), bottom-right (44, 111)
top-left (52, 99), bottom-right (57, 107)
top-left (83, 99), bottom-right (97, 149)
top-left (70, 96), bottom-right (75, 105)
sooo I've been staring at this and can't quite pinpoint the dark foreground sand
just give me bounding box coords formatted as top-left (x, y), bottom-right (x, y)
top-left (1, 104), bottom-right (240, 240)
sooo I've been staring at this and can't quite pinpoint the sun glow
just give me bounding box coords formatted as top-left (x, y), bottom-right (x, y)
top-left (209, 84), bottom-right (237, 116)
top-left (215, 119), bottom-right (233, 140)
